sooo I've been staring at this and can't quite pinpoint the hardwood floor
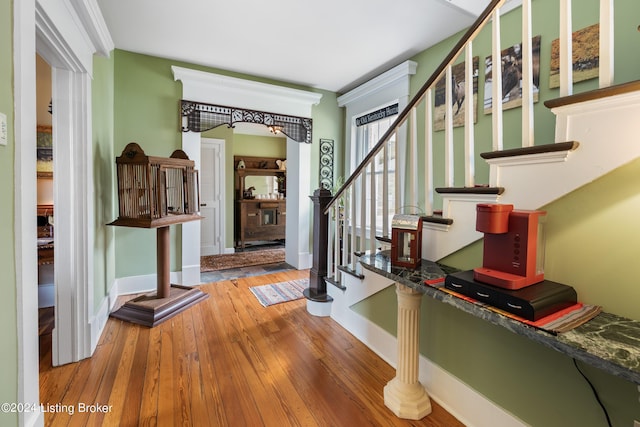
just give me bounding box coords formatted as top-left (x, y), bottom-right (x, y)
top-left (39, 270), bottom-right (464, 426)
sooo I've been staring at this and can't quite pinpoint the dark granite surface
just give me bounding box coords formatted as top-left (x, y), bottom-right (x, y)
top-left (359, 251), bottom-right (640, 385)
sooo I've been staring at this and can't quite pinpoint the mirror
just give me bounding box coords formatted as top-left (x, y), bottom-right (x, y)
top-left (245, 175), bottom-right (279, 199)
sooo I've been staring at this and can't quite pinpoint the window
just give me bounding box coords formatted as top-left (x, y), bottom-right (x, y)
top-left (353, 104), bottom-right (398, 236)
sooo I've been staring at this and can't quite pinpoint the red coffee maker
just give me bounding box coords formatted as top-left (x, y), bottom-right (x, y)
top-left (474, 204), bottom-right (547, 290)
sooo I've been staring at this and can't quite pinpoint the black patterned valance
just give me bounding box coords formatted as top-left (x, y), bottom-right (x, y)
top-left (180, 100), bottom-right (313, 144)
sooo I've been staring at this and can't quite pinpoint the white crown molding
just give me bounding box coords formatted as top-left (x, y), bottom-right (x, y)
top-left (69, 0), bottom-right (114, 57)
top-left (36, 0), bottom-right (114, 73)
top-left (171, 66), bottom-right (323, 117)
top-left (337, 60), bottom-right (418, 107)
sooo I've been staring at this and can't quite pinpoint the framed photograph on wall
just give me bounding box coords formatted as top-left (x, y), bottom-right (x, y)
top-left (433, 57), bottom-right (479, 131)
top-left (549, 24), bottom-right (599, 88)
top-left (484, 35), bottom-right (541, 113)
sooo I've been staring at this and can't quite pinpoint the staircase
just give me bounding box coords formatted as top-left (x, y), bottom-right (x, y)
top-left (319, 0), bottom-right (640, 305)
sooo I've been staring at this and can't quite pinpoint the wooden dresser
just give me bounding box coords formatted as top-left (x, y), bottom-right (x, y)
top-left (235, 200), bottom-right (286, 250)
top-left (234, 156), bottom-right (286, 250)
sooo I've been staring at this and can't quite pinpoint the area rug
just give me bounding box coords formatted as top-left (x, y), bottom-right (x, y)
top-left (249, 278), bottom-right (308, 307)
top-left (201, 248), bottom-right (285, 272)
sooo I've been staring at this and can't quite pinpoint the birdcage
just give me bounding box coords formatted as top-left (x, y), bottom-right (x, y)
top-left (110, 142), bottom-right (200, 228)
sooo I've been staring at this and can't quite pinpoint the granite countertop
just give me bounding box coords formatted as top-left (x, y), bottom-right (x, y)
top-left (359, 251), bottom-right (640, 385)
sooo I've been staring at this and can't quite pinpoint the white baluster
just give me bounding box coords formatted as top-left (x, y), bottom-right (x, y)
top-left (521, 0), bottom-right (534, 147)
top-left (382, 143), bottom-right (389, 237)
top-left (394, 129), bottom-right (401, 214)
top-left (559, 0), bottom-right (573, 96)
top-left (599, 0), bottom-right (614, 88)
top-left (424, 88), bottom-right (434, 215)
top-left (351, 177), bottom-right (357, 268)
top-left (370, 158), bottom-right (377, 254)
top-left (445, 66), bottom-right (454, 187)
top-left (464, 43), bottom-right (476, 186)
top-left (359, 171), bottom-right (366, 258)
top-left (491, 7), bottom-right (504, 151)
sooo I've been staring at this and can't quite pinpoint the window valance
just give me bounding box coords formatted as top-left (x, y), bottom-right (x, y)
top-left (180, 100), bottom-right (313, 144)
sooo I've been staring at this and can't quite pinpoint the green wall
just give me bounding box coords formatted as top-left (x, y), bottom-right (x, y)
top-left (0, 1), bottom-right (18, 425)
top-left (92, 53), bottom-right (116, 310)
top-left (112, 49), bottom-right (342, 276)
top-left (353, 0), bottom-right (640, 425)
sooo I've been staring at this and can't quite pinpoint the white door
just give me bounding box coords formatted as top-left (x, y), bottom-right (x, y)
top-left (200, 138), bottom-right (225, 255)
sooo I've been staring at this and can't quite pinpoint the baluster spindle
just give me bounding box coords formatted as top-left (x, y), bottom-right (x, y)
top-left (491, 7), bottom-right (504, 151)
top-left (464, 44), bottom-right (475, 186)
top-left (424, 89), bottom-right (434, 215)
top-left (370, 158), bottom-right (377, 254)
top-left (559, 0), bottom-right (573, 96)
top-left (599, 0), bottom-right (614, 88)
top-left (521, 0), bottom-right (534, 147)
top-left (382, 143), bottom-right (389, 237)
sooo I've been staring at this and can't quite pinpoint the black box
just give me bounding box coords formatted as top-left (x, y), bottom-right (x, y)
top-left (444, 270), bottom-right (577, 321)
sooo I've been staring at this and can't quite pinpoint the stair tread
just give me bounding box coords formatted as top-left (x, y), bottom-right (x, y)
top-left (544, 79), bottom-right (640, 109)
top-left (337, 264), bottom-right (365, 280)
top-left (325, 276), bottom-right (346, 290)
top-left (422, 215), bottom-right (454, 225)
top-left (480, 141), bottom-right (579, 160)
top-left (435, 186), bottom-right (504, 195)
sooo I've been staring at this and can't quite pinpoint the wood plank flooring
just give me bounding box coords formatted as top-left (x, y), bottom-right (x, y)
top-left (39, 270), bottom-right (464, 426)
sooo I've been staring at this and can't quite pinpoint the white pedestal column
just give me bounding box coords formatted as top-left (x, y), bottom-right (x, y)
top-left (384, 283), bottom-right (431, 419)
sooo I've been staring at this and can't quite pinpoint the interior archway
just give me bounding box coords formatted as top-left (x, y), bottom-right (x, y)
top-left (172, 66), bottom-right (322, 285)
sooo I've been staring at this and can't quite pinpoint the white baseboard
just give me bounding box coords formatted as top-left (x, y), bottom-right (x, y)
top-left (114, 271), bottom-right (185, 295)
top-left (328, 278), bottom-right (528, 427)
top-left (90, 284), bottom-right (118, 351)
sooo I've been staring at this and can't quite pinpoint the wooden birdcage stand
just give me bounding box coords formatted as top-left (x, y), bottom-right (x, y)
top-left (108, 143), bottom-right (208, 327)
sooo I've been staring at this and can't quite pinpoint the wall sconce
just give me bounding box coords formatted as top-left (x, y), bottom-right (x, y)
top-left (391, 214), bottom-right (423, 269)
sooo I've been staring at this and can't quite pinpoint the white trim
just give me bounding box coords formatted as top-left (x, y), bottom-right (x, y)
top-left (49, 67), bottom-right (95, 366)
top-left (17, 0), bottom-right (113, 379)
top-left (114, 271), bottom-right (185, 296)
top-left (172, 66), bottom-right (322, 117)
top-left (485, 149), bottom-right (575, 185)
top-left (14, 0), bottom-right (42, 425)
top-left (68, 0), bottom-right (114, 57)
top-left (35, 0), bottom-right (93, 73)
top-left (337, 61), bottom-right (417, 107)
top-left (337, 61), bottom-right (415, 199)
top-left (90, 284), bottom-right (118, 351)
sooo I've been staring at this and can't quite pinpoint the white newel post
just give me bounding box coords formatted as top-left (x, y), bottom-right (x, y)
top-left (384, 283), bottom-right (432, 419)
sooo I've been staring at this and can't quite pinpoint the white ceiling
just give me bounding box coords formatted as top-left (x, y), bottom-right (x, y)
top-left (96, 0), bottom-right (503, 94)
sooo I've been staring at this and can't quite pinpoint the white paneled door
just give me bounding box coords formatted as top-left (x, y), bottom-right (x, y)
top-left (200, 138), bottom-right (225, 255)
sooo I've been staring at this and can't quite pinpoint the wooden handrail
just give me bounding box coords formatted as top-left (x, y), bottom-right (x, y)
top-left (324, 0), bottom-right (507, 214)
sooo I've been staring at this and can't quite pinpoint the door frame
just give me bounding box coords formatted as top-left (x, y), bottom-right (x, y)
top-left (14, 1), bottom-right (112, 424)
top-left (173, 66), bottom-right (323, 284)
top-left (200, 137), bottom-right (226, 255)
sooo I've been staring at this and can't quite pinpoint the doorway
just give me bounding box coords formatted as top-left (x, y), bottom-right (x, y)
top-left (200, 138), bottom-right (225, 256)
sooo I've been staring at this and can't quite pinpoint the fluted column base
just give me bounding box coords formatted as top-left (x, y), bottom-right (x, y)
top-left (384, 283), bottom-right (431, 420)
top-left (384, 377), bottom-right (431, 420)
